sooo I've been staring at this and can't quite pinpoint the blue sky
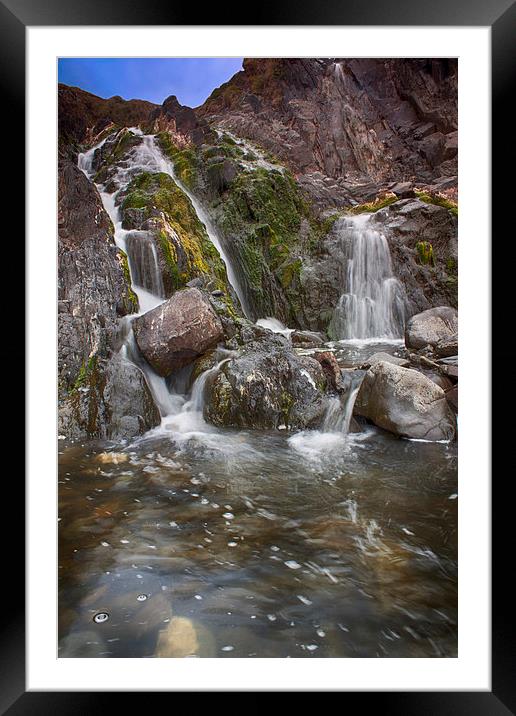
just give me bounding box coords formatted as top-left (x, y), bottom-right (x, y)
top-left (58, 58), bottom-right (244, 107)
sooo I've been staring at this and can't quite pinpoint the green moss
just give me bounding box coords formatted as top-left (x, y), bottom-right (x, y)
top-left (118, 250), bottom-right (139, 311)
top-left (320, 213), bottom-right (341, 233)
top-left (156, 132), bottom-right (199, 190)
top-left (348, 193), bottom-right (399, 215)
top-left (122, 171), bottom-right (232, 300)
top-left (72, 355), bottom-right (98, 392)
top-left (280, 258), bottom-right (302, 289)
top-left (446, 256), bottom-right (458, 274)
top-left (416, 241), bottom-right (435, 266)
top-left (415, 189), bottom-right (458, 216)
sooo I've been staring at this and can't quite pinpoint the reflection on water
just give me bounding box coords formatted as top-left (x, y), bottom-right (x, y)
top-left (58, 420), bottom-right (457, 658)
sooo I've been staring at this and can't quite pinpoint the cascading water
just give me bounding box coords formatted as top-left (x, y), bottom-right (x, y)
top-left (77, 129), bottom-right (243, 426)
top-left (329, 214), bottom-right (406, 340)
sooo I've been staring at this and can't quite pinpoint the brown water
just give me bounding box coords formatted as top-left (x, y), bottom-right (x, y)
top-left (58, 415), bottom-right (457, 658)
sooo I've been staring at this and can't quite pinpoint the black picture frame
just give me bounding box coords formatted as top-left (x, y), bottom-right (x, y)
top-left (7, 0), bottom-right (514, 709)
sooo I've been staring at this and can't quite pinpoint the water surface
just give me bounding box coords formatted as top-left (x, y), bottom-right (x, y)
top-left (58, 421), bottom-right (457, 658)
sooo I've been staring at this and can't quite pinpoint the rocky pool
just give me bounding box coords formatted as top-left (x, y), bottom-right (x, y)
top-left (58, 345), bottom-right (457, 658)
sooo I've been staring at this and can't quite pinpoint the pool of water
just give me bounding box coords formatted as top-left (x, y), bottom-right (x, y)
top-left (58, 418), bottom-right (457, 658)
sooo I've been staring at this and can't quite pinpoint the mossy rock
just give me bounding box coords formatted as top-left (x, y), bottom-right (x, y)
top-left (348, 193), bottom-right (399, 215)
top-left (121, 171), bottom-right (233, 301)
top-left (415, 189), bottom-right (458, 216)
top-left (156, 132), bottom-right (199, 190)
top-left (416, 241), bottom-right (435, 266)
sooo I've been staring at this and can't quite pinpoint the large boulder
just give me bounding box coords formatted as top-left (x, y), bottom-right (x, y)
top-left (204, 334), bottom-right (328, 429)
top-left (354, 360), bottom-right (456, 441)
top-left (434, 332), bottom-right (458, 358)
top-left (133, 288), bottom-right (224, 376)
top-left (405, 306), bottom-right (458, 350)
top-left (58, 355), bottom-right (160, 441)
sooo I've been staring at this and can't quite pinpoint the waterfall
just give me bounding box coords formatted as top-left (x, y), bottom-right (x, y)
top-left (330, 215), bottom-right (405, 340)
top-left (78, 129), bottom-right (247, 317)
top-left (322, 384), bottom-right (361, 435)
top-left (125, 231), bottom-right (165, 298)
top-left (77, 129), bottom-right (245, 425)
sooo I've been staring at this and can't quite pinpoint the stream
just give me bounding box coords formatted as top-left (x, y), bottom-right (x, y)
top-left (59, 130), bottom-right (458, 658)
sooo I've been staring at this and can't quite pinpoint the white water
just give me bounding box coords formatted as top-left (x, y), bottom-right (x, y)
top-left (77, 127), bottom-right (365, 448)
top-left (77, 128), bottom-right (254, 426)
top-left (255, 317), bottom-right (293, 337)
top-left (322, 385), bottom-right (361, 434)
top-left (330, 215), bottom-right (405, 340)
top-left (78, 128), bottom-right (249, 316)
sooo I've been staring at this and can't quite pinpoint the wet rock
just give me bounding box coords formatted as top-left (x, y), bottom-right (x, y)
top-left (58, 355), bottom-right (160, 441)
top-left (291, 330), bottom-right (325, 348)
top-left (58, 159), bottom-right (137, 392)
top-left (445, 384), bottom-right (458, 413)
top-left (405, 307), bottom-right (458, 350)
top-left (205, 334), bottom-right (328, 429)
top-left (155, 616), bottom-right (216, 657)
top-left (133, 288), bottom-right (224, 376)
top-left (370, 199), bottom-right (458, 314)
top-left (390, 182), bottom-right (415, 199)
top-left (313, 351), bottom-right (345, 392)
top-left (434, 332), bottom-right (458, 358)
top-left (102, 356), bottom-right (161, 438)
top-left (354, 360), bottom-right (456, 441)
top-left (362, 352), bottom-right (410, 369)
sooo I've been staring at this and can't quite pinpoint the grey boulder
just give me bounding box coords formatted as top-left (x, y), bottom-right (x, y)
top-left (405, 306), bottom-right (458, 350)
top-left (354, 360), bottom-right (456, 441)
top-left (204, 334), bottom-right (327, 429)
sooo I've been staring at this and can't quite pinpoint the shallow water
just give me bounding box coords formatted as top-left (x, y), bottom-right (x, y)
top-left (58, 419), bottom-right (457, 658)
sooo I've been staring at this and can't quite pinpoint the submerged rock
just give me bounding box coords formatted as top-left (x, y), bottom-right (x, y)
top-left (354, 360), bottom-right (456, 441)
top-left (405, 306), bottom-right (458, 350)
top-left (133, 288), bottom-right (224, 376)
top-left (204, 334), bottom-right (328, 429)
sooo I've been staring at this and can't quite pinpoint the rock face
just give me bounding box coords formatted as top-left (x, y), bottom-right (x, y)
top-left (354, 361), bottom-right (456, 441)
top-left (59, 161), bottom-right (129, 391)
top-left (133, 288), bottom-right (224, 376)
top-left (205, 334), bottom-right (328, 429)
top-left (58, 158), bottom-right (159, 440)
top-left (370, 199), bottom-right (458, 313)
top-left (405, 307), bottom-right (458, 350)
top-left (199, 59), bottom-right (457, 192)
top-left (149, 94), bottom-right (216, 146)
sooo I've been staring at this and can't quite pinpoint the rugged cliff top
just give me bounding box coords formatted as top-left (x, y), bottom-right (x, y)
top-left (198, 58), bottom-right (457, 190)
top-left (58, 84), bottom-right (158, 152)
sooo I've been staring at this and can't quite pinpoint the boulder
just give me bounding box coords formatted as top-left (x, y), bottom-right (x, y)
top-left (405, 307), bottom-right (458, 350)
top-left (354, 360), bottom-right (456, 441)
top-left (313, 351), bottom-right (345, 392)
top-left (133, 288), bottom-right (224, 376)
top-left (291, 330), bottom-right (325, 348)
top-left (362, 352), bottom-right (409, 368)
top-left (58, 355), bottom-right (160, 441)
top-left (434, 332), bottom-right (458, 358)
top-left (390, 182), bottom-right (415, 199)
top-left (204, 334), bottom-right (328, 429)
